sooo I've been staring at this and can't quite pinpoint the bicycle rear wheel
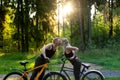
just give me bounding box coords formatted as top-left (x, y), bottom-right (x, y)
top-left (43, 72), bottom-right (67, 80)
top-left (3, 72), bottom-right (27, 80)
top-left (81, 70), bottom-right (104, 80)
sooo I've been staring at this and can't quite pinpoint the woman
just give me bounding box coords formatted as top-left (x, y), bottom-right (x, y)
top-left (30, 37), bottom-right (62, 80)
top-left (62, 38), bottom-right (81, 80)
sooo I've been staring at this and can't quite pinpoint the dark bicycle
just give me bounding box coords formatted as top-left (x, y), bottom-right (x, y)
top-left (56, 56), bottom-right (105, 80)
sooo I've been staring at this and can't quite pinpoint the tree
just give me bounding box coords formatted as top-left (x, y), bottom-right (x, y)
top-left (30, 0), bottom-right (57, 49)
top-left (108, 0), bottom-right (113, 38)
top-left (0, 7), bottom-right (7, 48)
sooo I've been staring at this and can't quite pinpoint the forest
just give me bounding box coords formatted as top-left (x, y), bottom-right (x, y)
top-left (0, 0), bottom-right (120, 53)
top-left (1, 1), bottom-right (120, 79)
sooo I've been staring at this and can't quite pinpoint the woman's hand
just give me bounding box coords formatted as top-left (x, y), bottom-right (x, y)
top-left (66, 46), bottom-right (79, 53)
top-left (74, 47), bottom-right (79, 53)
top-left (45, 57), bottom-right (50, 62)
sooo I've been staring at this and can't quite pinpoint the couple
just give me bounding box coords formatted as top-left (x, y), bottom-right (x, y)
top-left (30, 37), bottom-right (81, 80)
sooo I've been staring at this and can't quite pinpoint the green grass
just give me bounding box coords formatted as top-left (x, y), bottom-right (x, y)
top-left (0, 51), bottom-right (36, 74)
top-left (69, 77), bottom-right (120, 80)
top-left (0, 51), bottom-right (62, 74)
top-left (78, 48), bottom-right (120, 70)
top-left (105, 77), bottom-right (120, 80)
top-left (0, 47), bottom-right (120, 80)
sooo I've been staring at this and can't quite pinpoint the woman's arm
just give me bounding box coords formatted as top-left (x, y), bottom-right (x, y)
top-left (41, 43), bottom-right (52, 59)
top-left (66, 46), bottom-right (79, 53)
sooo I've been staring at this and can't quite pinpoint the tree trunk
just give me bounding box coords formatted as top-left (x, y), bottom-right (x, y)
top-left (87, 0), bottom-right (92, 49)
top-left (36, 13), bottom-right (39, 49)
top-left (16, 0), bottom-right (21, 51)
top-left (0, 6), bottom-right (3, 48)
top-left (0, 0), bottom-right (2, 6)
top-left (109, 0), bottom-right (113, 38)
top-left (24, 0), bottom-right (29, 52)
top-left (20, 0), bottom-right (25, 52)
top-left (79, 0), bottom-right (85, 53)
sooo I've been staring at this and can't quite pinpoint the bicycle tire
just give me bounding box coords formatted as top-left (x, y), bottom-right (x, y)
top-left (3, 72), bottom-right (27, 80)
top-left (81, 70), bottom-right (104, 80)
top-left (43, 72), bottom-right (67, 80)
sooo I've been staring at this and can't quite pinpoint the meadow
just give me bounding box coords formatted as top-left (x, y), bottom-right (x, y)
top-left (0, 47), bottom-right (120, 80)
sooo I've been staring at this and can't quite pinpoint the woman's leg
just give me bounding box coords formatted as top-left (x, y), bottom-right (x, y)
top-left (30, 56), bottom-right (45, 80)
top-left (73, 59), bottom-right (81, 80)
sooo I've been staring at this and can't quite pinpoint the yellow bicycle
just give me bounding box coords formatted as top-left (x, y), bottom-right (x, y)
top-left (3, 61), bottom-right (67, 80)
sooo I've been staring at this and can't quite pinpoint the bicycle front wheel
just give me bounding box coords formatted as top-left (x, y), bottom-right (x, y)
top-left (43, 72), bottom-right (67, 80)
top-left (3, 72), bottom-right (27, 80)
top-left (81, 70), bottom-right (104, 80)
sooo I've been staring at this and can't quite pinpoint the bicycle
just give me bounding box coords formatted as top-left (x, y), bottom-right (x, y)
top-left (3, 61), bottom-right (67, 80)
top-left (3, 57), bottom-right (105, 80)
top-left (55, 56), bottom-right (105, 80)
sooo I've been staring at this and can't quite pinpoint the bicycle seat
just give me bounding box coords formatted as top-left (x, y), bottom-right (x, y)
top-left (82, 63), bottom-right (91, 69)
top-left (20, 61), bottom-right (29, 66)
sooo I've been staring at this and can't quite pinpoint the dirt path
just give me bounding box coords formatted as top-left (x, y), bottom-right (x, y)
top-left (62, 63), bottom-right (120, 78)
top-left (63, 62), bottom-right (103, 69)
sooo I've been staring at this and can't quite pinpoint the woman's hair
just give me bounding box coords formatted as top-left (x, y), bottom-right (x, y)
top-left (53, 37), bottom-right (60, 43)
top-left (62, 38), bottom-right (70, 49)
top-left (62, 38), bottom-right (68, 44)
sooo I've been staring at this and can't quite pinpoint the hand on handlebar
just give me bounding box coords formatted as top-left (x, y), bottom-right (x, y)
top-left (45, 57), bottom-right (50, 63)
top-left (60, 54), bottom-right (67, 62)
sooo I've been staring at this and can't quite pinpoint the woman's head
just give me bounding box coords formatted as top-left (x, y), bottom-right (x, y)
top-left (53, 37), bottom-right (62, 46)
top-left (62, 38), bottom-right (69, 46)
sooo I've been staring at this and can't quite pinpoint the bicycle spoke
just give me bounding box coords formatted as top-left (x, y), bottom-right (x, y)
top-left (83, 72), bottom-right (102, 80)
top-left (3, 72), bottom-right (26, 80)
top-left (46, 74), bottom-right (63, 80)
top-left (4, 74), bottom-right (22, 80)
top-left (43, 72), bottom-right (66, 80)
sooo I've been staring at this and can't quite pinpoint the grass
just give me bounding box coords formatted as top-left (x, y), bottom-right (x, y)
top-left (0, 47), bottom-right (120, 80)
top-left (68, 77), bottom-right (120, 80)
top-left (71, 77), bottom-right (120, 80)
top-left (79, 48), bottom-right (120, 70)
top-left (105, 77), bottom-right (120, 80)
top-left (0, 51), bottom-right (36, 74)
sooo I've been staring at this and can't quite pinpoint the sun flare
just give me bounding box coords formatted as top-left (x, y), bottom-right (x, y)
top-left (63, 2), bottom-right (73, 17)
top-left (57, 1), bottom-right (73, 24)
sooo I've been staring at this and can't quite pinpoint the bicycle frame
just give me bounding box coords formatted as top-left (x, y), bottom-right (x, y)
top-left (60, 59), bottom-right (72, 80)
top-left (59, 58), bottom-right (89, 80)
top-left (20, 63), bottom-right (48, 80)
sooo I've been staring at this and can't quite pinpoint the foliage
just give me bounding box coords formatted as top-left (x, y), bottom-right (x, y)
top-left (91, 6), bottom-right (120, 48)
top-left (0, 0), bottom-right (58, 52)
top-left (79, 45), bottom-right (120, 70)
top-left (0, 7), bottom-right (15, 50)
top-left (92, 13), bottom-right (109, 47)
top-left (28, 0), bottom-right (57, 49)
top-left (0, 0), bottom-right (120, 52)
top-left (1, 46), bottom-right (120, 74)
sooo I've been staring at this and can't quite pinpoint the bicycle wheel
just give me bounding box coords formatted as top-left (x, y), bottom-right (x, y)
top-left (3, 72), bottom-right (27, 80)
top-left (81, 70), bottom-right (104, 80)
top-left (43, 72), bottom-right (67, 80)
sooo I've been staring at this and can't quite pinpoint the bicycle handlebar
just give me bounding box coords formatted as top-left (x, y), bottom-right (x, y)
top-left (60, 54), bottom-right (67, 62)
